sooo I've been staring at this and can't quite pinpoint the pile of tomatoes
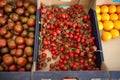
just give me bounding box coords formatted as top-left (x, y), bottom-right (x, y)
top-left (38, 4), bottom-right (99, 71)
top-left (0, 0), bottom-right (36, 71)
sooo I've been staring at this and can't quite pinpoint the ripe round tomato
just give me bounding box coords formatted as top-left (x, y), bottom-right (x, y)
top-left (14, 24), bottom-right (23, 33)
top-left (17, 57), bottom-right (27, 67)
top-left (24, 46), bottom-right (33, 56)
top-left (0, 38), bottom-right (7, 48)
top-left (15, 36), bottom-right (24, 45)
top-left (27, 18), bottom-right (35, 27)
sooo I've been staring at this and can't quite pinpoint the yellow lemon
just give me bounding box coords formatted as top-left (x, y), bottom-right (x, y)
top-left (98, 21), bottom-right (103, 31)
top-left (96, 6), bottom-right (101, 13)
top-left (97, 13), bottom-right (101, 21)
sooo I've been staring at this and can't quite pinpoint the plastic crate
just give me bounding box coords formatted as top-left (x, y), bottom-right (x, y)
top-left (33, 71), bottom-right (108, 80)
top-left (109, 71), bottom-right (120, 80)
top-left (89, 9), bottom-right (103, 68)
top-left (0, 72), bottom-right (31, 80)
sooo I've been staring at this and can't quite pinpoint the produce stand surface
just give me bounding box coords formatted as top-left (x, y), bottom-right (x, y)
top-left (0, 0), bottom-right (120, 80)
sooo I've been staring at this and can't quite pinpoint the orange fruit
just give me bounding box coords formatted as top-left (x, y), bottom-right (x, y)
top-left (118, 14), bottom-right (120, 20)
top-left (98, 21), bottom-right (103, 31)
top-left (96, 6), bottom-right (101, 13)
top-left (110, 29), bottom-right (119, 38)
top-left (101, 13), bottom-right (110, 21)
top-left (116, 5), bottom-right (120, 14)
top-left (100, 5), bottom-right (108, 13)
top-left (109, 5), bottom-right (116, 14)
top-left (110, 13), bottom-right (118, 21)
top-left (97, 13), bottom-right (101, 21)
top-left (101, 31), bottom-right (112, 41)
top-left (103, 20), bottom-right (114, 31)
top-left (113, 20), bottom-right (120, 30)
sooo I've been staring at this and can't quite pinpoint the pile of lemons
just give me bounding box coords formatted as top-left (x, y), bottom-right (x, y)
top-left (96, 5), bottom-right (120, 41)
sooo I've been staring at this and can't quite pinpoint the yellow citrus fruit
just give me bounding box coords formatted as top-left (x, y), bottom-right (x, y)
top-left (109, 5), bottom-right (116, 14)
top-left (97, 13), bottom-right (101, 21)
top-left (116, 5), bottom-right (120, 14)
top-left (110, 13), bottom-right (118, 21)
top-left (113, 20), bottom-right (120, 30)
top-left (103, 20), bottom-right (114, 31)
top-left (110, 29), bottom-right (120, 38)
top-left (101, 5), bottom-right (109, 13)
top-left (98, 21), bottom-right (103, 31)
top-left (101, 31), bottom-right (112, 41)
top-left (101, 13), bottom-right (110, 21)
top-left (96, 6), bottom-right (101, 13)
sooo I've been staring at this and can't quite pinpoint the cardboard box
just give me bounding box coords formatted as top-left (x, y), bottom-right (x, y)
top-left (35, 0), bottom-right (106, 71)
top-left (96, 0), bottom-right (120, 70)
top-left (39, 0), bottom-right (96, 13)
top-left (97, 0), bottom-right (120, 5)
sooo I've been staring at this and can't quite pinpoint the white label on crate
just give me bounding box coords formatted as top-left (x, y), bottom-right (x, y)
top-left (60, 0), bottom-right (72, 2)
top-left (91, 78), bottom-right (101, 80)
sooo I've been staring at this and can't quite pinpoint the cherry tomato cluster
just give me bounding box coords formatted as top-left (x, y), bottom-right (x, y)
top-left (0, 0), bottom-right (36, 72)
top-left (38, 4), bottom-right (99, 71)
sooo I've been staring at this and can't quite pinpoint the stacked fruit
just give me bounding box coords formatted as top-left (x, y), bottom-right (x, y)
top-left (96, 5), bottom-right (120, 41)
top-left (38, 4), bottom-right (99, 71)
top-left (0, 0), bottom-right (36, 71)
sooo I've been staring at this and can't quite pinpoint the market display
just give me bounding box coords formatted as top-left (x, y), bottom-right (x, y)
top-left (38, 4), bottom-right (99, 71)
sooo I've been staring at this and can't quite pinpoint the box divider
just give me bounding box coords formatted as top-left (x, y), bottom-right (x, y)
top-left (33, 8), bottom-right (40, 69)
